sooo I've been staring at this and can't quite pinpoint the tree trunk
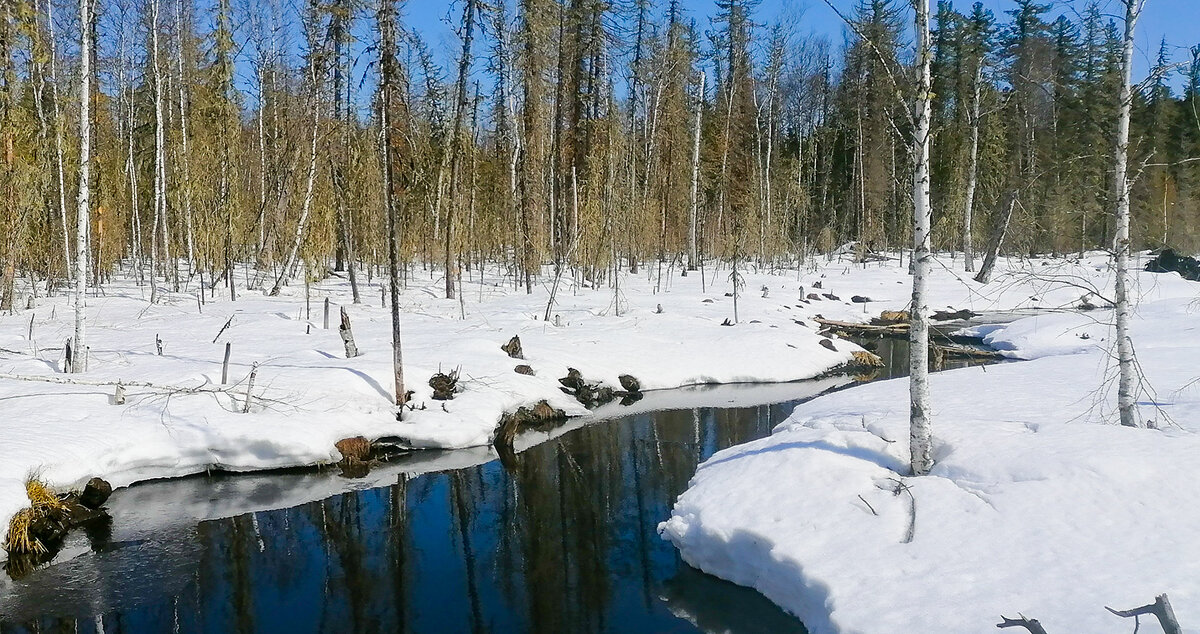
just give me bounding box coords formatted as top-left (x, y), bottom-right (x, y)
top-left (330, 0), bottom-right (360, 303)
top-left (379, 0), bottom-right (406, 410)
top-left (175, 0), bottom-right (196, 272)
top-left (909, 0), bottom-right (934, 476)
top-left (687, 71), bottom-right (704, 271)
top-left (151, 0), bottom-right (168, 301)
top-left (1113, 0), bottom-right (1145, 428)
top-left (963, 60), bottom-right (982, 273)
top-left (270, 53), bottom-right (322, 297)
top-left (71, 0), bottom-right (93, 372)
top-left (974, 188), bottom-right (1018, 284)
top-left (444, 0), bottom-right (480, 300)
top-left (47, 0), bottom-right (71, 281)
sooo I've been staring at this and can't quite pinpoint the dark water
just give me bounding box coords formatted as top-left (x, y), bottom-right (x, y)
top-left (0, 393), bottom-right (840, 633)
top-left (855, 334), bottom-right (991, 380)
top-left (0, 336), bottom-right (985, 633)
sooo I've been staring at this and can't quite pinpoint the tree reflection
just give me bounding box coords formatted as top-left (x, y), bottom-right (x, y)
top-left (3, 402), bottom-right (811, 634)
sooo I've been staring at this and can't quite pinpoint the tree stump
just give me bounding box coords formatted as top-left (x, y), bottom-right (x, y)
top-left (429, 368), bottom-right (460, 400)
top-left (339, 307), bottom-right (358, 358)
top-left (501, 335), bottom-right (524, 359)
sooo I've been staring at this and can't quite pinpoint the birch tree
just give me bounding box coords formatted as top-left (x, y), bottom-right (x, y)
top-left (961, 3), bottom-right (991, 273)
top-left (909, 0), bottom-right (934, 476)
top-left (71, 0), bottom-right (93, 373)
top-left (687, 70), bottom-right (704, 271)
top-left (150, 0), bottom-right (168, 302)
top-left (1112, 0), bottom-right (1146, 428)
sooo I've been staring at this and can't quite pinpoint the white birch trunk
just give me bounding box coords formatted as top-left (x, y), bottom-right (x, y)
top-left (909, 0), bottom-right (934, 476)
top-left (688, 71), bottom-right (705, 271)
top-left (963, 61), bottom-right (982, 273)
top-left (152, 0), bottom-right (170, 295)
top-left (71, 0), bottom-right (92, 372)
top-left (1113, 0), bottom-right (1145, 428)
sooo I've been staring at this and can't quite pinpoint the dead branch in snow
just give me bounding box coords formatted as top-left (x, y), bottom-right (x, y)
top-left (882, 477), bottom-right (917, 543)
top-left (996, 615), bottom-right (1049, 634)
top-left (1106, 594), bottom-right (1182, 634)
top-left (0, 372), bottom-right (226, 393)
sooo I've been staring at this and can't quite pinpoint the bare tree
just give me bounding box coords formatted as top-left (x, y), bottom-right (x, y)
top-left (176, 0), bottom-right (196, 271)
top-left (444, 0), bottom-right (481, 300)
top-left (46, 0), bottom-right (71, 280)
top-left (379, 0), bottom-right (406, 410)
top-left (1112, 0), bottom-right (1147, 428)
top-left (150, 0), bottom-right (168, 303)
top-left (909, 0), bottom-right (934, 476)
top-left (962, 43), bottom-right (983, 272)
top-left (71, 0), bottom-right (94, 373)
top-left (688, 70), bottom-right (704, 271)
top-left (270, 0), bottom-right (324, 297)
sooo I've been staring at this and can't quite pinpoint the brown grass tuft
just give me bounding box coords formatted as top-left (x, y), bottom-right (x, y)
top-left (852, 350), bottom-right (886, 368)
top-left (335, 437), bottom-right (371, 463)
top-left (4, 509), bottom-right (45, 555)
top-left (25, 480), bottom-right (66, 512)
top-left (4, 479), bottom-right (66, 555)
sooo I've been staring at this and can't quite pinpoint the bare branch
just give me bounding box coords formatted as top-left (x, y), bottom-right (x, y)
top-left (996, 615), bottom-right (1049, 634)
top-left (1105, 594), bottom-right (1182, 634)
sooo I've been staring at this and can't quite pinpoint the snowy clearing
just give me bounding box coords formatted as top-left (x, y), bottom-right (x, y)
top-left (1, 257), bottom-right (879, 556)
top-left (660, 254), bottom-right (1200, 632)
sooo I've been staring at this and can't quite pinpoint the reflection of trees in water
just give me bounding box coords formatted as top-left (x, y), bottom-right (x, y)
top-left (388, 474), bottom-right (409, 634)
top-left (3, 402), bottom-right (809, 634)
top-left (449, 470), bottom-right (484, 634)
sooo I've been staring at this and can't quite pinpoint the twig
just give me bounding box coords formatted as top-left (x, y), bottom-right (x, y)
top-left (212, 315), bottom-right (234, 343)
top-left (887, 477), bottom-right (917, 543)
top-left (243, 363), bottom-right (260, 414)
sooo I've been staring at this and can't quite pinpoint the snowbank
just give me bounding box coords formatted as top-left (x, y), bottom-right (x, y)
top-left (661, 258), bottom-right (1200, 632)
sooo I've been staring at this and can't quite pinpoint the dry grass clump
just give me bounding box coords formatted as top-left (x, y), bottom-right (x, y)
top-left (4, 508), bottom-right (44, 555)
top-left (852, 350), bottom-right (886, 368)
top-left (3, 478), bottom-right (66, 556)
top-left (25, 480), bottom-right (66, 512)
top-left (335, 436), bottom-right (371, 463)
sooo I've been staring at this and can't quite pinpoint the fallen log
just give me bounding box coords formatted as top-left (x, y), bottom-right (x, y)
top-left (814, 318), bottom-right (908, 337)
top-left (934, 343), bottom-right (1004, 360)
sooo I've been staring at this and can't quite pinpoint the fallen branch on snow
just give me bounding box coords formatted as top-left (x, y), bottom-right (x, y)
top-left (996, 615), bottom-right (1049, 634)
top-left (1105, 594), bottom-right (1182, 634)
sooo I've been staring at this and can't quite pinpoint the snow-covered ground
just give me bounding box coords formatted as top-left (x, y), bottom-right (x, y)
top-left (1, 255), bottom-right (889, 555)
top-left (0, 250), bottom-right (1164, 569)
top-left (660, 254), bottom-right (1200, 632)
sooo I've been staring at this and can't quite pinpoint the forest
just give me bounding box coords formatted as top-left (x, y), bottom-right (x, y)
top-left (0, 0), bottom-right (1197, 308)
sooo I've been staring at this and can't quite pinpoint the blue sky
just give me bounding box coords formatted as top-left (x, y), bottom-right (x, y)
top-left (400, 0), bottom-right (1200, 84)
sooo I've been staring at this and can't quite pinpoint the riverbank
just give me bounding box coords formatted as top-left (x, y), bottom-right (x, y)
top-left (0, 252), bottom-right (1138, 562)
top-left (660, 258), bottom-right (1200, 631)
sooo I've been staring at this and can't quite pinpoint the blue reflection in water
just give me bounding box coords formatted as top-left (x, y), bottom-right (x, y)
top-left (1, 401), bottom-right (815, 634)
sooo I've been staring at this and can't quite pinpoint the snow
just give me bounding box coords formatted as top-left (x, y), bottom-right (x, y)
top-left (661, 254), bottom-right (1200, 632)
top-left (1, 258), bottom-right (870, 556)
